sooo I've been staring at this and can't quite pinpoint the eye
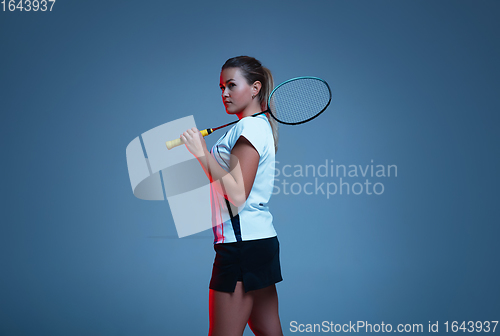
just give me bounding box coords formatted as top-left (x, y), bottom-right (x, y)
top-left (229, 83), bottom-right (236, 88)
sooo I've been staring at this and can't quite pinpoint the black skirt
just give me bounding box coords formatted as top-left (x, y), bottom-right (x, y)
top-left (209, 236), bottom-right (283, 293)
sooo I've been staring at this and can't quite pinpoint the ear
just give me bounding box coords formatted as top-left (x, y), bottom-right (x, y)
top-left (252, 81), bottom-right (262, 97)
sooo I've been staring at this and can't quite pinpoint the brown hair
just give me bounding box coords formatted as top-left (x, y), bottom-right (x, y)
top-left (222, 56), bottom-right (279, 153)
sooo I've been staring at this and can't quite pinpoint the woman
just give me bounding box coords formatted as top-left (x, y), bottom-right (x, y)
top-left (180, 56), bottom-right (283, 336)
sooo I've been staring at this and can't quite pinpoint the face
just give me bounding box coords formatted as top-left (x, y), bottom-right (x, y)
top-left (219, 67), bottom-right (260, 115)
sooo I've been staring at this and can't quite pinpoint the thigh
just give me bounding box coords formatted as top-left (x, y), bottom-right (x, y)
top-left (209, 281), bottom-right (253, 336)
top-left (248, 284), bottom-right (283, 336)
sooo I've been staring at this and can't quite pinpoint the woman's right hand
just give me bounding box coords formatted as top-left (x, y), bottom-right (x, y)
top-left (180, 127), bottom-right (208, 159)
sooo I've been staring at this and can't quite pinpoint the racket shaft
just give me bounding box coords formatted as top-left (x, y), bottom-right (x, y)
top-left (165, 116), bottom-right (245, 150)
top-left (166, 128), bottom-right (212, 150)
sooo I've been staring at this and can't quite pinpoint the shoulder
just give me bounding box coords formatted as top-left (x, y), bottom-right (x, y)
top-left (229, 115), bottom-right (272, 156)
top-left (237, 115), bottom-right (271, 134)
top-left (238, 115), bottom-right (272, 140)
top-left (233, 115), bottom-right (267, 131)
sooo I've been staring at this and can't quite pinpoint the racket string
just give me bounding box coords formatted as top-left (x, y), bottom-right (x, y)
top-left (269, 78), bottom-right (331, 124)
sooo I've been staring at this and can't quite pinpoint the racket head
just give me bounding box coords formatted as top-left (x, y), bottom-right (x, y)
top-left (267, 76), bottom-right (332, 125)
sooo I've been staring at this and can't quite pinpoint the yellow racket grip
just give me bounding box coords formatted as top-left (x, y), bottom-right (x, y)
top-left (166, 128), bottom-right (213, 150)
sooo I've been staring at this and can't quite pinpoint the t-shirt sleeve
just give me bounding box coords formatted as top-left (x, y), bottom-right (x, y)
top-left (230, 117), bottom-right (270, 156)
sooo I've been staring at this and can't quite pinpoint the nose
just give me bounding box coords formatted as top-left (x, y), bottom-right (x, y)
top-left (222, 87), bottom-right (230, 97)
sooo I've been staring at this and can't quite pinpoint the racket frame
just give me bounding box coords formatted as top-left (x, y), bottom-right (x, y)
top-left (267, 76), bottom-right (332, 125)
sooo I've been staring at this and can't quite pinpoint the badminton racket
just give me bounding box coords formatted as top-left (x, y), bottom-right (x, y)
top-left (166, 76), bottom-right (332, 150)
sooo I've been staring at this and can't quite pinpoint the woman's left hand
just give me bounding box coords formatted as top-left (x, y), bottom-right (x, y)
top-left (180, 127), bottom-right (207, 158)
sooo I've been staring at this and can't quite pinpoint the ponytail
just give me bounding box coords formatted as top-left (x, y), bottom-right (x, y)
top-left (261, 66), bottom-right (279, 154)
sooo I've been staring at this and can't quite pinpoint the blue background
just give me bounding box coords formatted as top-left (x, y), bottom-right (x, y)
top-left (1, 0), bottom-right (499, 335)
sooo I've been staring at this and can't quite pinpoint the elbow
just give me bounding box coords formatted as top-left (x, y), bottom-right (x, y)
top-left (231, 191), bottom-right (248, 208)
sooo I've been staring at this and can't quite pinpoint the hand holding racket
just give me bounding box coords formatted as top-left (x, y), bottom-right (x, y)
top-left (166, 76), bottom-right (332, 150)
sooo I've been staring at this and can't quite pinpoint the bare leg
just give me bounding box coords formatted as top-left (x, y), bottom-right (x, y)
top-left (247, 284), bottom-right (283, 336)
top-left (209, 281), bottom-right (254, 336)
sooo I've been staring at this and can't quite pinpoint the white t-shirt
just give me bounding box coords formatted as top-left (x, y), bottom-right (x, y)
top-left (210, 113), bottom-right (277, 244)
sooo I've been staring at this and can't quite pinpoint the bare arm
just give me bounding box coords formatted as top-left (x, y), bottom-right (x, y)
top-left (181, 127), bottom-right (259, 207)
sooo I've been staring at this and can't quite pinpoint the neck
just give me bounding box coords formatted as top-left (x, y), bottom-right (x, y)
top-left (236, 102), bottom-right (263, 120)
